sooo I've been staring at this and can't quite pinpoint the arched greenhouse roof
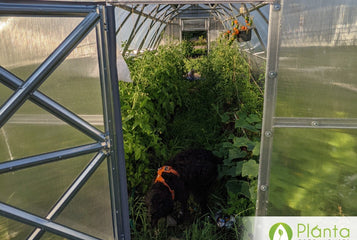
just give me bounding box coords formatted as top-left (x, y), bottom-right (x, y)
top-left (113, 1), bottom-right (270, 57)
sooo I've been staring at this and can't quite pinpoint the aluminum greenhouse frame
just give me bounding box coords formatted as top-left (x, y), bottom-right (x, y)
top-left (0, 2), bottom-right (130, 240)
top-left (1, 0), bottom-right (356, 239)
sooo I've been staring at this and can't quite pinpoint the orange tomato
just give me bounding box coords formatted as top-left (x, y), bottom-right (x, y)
top-left (234, 20), bottom-right (238, 25)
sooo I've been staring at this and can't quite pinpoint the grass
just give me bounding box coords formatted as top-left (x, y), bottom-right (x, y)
top-left (129, 196), bottom-right (245, 240)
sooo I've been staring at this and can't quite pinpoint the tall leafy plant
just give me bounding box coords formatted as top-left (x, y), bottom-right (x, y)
top-left (214, 111), bottom-right (261, 216)
top-left (119, 44), bottom-right (189, 194)
top-left (203, 39), bottom-right (263, 216)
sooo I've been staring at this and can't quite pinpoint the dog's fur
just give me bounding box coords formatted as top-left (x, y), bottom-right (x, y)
top-left (146, 149), bottom-right (220, 226)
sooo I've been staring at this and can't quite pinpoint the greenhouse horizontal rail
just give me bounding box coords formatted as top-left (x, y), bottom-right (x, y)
top-left (0, 67), bottom-right (106, 142)
top-left (0, 202), bottom-right (100, 240)
top-left (0, 2), bottom-right (97, 17)
top-left (0, 11), bottom-right (100, 128)
top-left (111, 0), bottom-right (273, 4)
top-left (0, 142), bottom-right (106, 174)
top-left (222, 2), bottom-right (268, 22)
top-left (273, 117), bottom-right (357, 129)
top-left (116, 4), bottom-right (171, 24)
top-left (27, 151), bottom-right (107, 240)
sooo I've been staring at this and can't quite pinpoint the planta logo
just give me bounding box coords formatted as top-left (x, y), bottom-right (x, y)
top-left (269, 223), bottom-right (293, 240)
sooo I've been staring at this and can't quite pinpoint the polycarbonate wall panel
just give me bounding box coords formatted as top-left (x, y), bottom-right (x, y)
top-left (0, 4), bottom-right (130, 239)
top-left (0, 155), bottom-right (92, 216)
top-left (0, 17), bottom-right (82, 74)
top-left (276, 46), bottom-right (357, 118)
top-left (2, 109), bottom-right (93, 161)
top-left (144, 21), bottom-right (165, 48)
top-left (259, 0), bottom-right (357, 216)
top-left (56, 162), bottom-right (114, 240)
top-left (276, 0), bottom-right (357, 118)
top-left (268, 128), bottom-right (357, 216)
top-left (116, 9), bottom-right (139, 50)
top-left (0, 216), bottom-right (34, 240)
top-left (0, 19), bottom-right (103, 159)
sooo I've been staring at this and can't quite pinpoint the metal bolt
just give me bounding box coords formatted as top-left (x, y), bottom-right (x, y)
top-left (265, 130), bottom-right (272, 137)
top-left (273, 3), bottom-right (281, 11)
top-left (311, 121), bottom-right (319, 127)
top-left (260, 185), bottom-right (268, 191)
top-left (268, 71), bottom-right (277, 79)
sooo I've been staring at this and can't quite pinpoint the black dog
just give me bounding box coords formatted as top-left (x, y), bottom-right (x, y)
top-left (146, 149), bottom-right (220, 226)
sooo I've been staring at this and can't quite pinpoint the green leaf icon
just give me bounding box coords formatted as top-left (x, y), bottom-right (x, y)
top-left (269, 223), bottom-right (293, 240)
top-left (278, 229), bottom-right (283, 240)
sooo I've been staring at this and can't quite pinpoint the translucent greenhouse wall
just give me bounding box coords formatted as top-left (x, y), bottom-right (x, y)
top-left (0, 3), bottom-right (130, 240)
top-left (257, 0), bottom-right (357, 216)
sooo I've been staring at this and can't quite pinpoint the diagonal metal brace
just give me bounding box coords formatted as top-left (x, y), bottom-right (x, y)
top-left (0, 202), bottom-right (100, 240)
top-left (0, 142), bottom-right (105, 174)
top-left (0, 67), bottom-right (105, 142)
top-left (0, 11), bottom-right (100, 128)
top-left (27, 151), bottom-right (107, 240)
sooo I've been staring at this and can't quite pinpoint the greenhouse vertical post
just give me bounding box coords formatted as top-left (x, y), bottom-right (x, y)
top-left (256, 0), bottom-right (283, 216)
top-left (97, 5), bottom-right (131, 240)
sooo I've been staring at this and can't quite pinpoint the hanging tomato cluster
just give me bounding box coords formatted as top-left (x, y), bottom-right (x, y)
top-left (224, 16), bottom-right (253, 44)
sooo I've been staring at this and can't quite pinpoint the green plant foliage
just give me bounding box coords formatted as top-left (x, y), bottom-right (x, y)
top-left (120, 44), bottom-right (190, 193)
top-left (184, 217), bottom-right (223, 240)
top-left (214, 111), bottom-right (261, 217)
top-left (120, 40), bottom-right (264, 239)
top-left (181, 40), bottom-right (194, 58)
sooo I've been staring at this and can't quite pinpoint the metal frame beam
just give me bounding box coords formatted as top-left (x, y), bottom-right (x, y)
top-left (111, 1), bottom-right (272, 4)
top-left (116, 5), bottom-right (139, 35)
top-left (0, 67), bottom-right (105, 142)
top-left (116, 4), bottom-right (170, 24)
top-left (221, 2), bottom-right (268, 22)
top-left (121, 4), bottom-right (146, 54)
top-left (137, 5), bottom-right (166, 51)
top-left (0, 2), bottom-right (131, 240)
top-left (27, 151), bottom-right (107, 240)
top-left (0, 142), bottom-right (105, 174)
top-left (273, 117), bottom-right (357, 129)
top-left (0, 11), bottom-right (100, 128)
top-left (0, 202), bottom-right (100, 240)
top-left (0, 2), bottom-right (96, 16)
top-left (97, 5), bottom-right (131, 240)
top-left (256, 0), bottom-right (282, 216)
top-left (250, 2), bottom-right (269, 23)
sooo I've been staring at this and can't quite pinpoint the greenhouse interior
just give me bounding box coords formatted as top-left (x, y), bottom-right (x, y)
top-left (0, 0), bottom-right (356, 239)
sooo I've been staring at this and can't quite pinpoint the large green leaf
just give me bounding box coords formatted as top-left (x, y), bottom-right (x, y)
top-left (233, 137), bottom-right (255, 151)
top-left (226, 180), bottom-right (250, 198)
top-left (235, 161), bottom-right (244, 175)
top-left (246, 114), bottom-right (261, 124)
top-left (235, 118), bottom-right (259, 133)
top-left (242, 159), bottom-right (259, 179)
top-left (252, 142), bottom-right (261, 156)
top-left (228, 148), bottom-right (247, 160)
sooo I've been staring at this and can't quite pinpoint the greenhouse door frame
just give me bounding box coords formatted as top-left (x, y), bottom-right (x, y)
top-left (0, 2), bottom-right (130, 240)
top-left (255, 0), bottom-right (282, 216)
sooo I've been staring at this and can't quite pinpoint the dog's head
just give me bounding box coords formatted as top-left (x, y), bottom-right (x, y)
top-left (146, 186), bottom-right (174, 227)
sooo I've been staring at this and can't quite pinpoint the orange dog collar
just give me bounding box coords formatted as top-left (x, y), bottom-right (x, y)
top-left (154, 166), bottom-right (180, 200)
